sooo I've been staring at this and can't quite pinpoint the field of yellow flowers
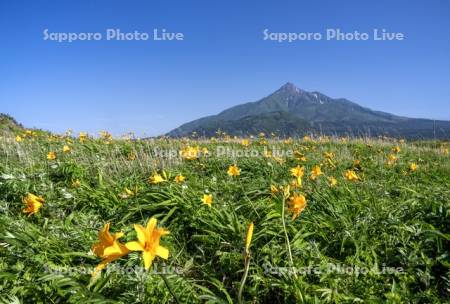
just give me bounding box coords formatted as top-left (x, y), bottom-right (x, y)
top-left (1, 131), bottom-right (449, 303)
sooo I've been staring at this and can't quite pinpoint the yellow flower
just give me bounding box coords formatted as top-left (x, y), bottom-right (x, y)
top-left (290, 165), bottom-right (304, 178)
top-left (392, 146), bottom-right (401, 154)
top-left (47, 151), bottom-right (57, 160)
top-left (325, 157), bottom-right (335, 168)
top-left (201, 194), bottom-right (213, 207)
top-left (328, 176), bottom-right (338, 187)
top-left (323, 152), bottom-right (334, 159)
top-left (409, 163), bottom-right (418, 172)
top-left (288, 194), bottom-right (307, 220)
top-left (344, 170), bottom-right (359, 181)
top-left (79, 132), bottom-right (88, 143)
top-left (125, 218), bottom-right (170, 270)
top-left (259, 138), bottom-right (268, 145)
top-left (72, 179), bottom-right (81, 188)
top-left (310, 165), bottom-right (323, 180)
top-left (227, 164), bottom-right (241, 176)
top-left (100, 131), bottom-right (112, 141)
top-left (442, 148), bottom-right (449, 155)
top-left (293, 151), bottom-right (307, 162)
top-left (284, 138), bottom-right (293, 144)
top-left (63, 145), bottom-right (71, 153)
top-left (174, 175), bottom-right (186, 183)
top-left (263, 150), bottom-right (272, 158)
top-left (387, 154), bottom-right (398, 165)
top-left (273, 156), bottom-right (285, 164)
top-left (149, 173), bottom-right (166, 184)
top-left (15, 135), bottom-right (23, 142)
top-left (92, 223), bottom-right (129, 275)
top-left (270, 185), bottom-right (280, 194)
top-left (245, 222), bottom-right (254, 255)
top-left (119, 187), bottom-right (137, 199)
top-left (180, 146), bottom-right (200, 160)
top-left (48, 135), bottom-right (58, 141)
top-left (202, 147), bottom-right (209, 155)
top-left (241, 139), bottom-right (250, 147)
top-left (125, 187), bottom-right (135, 195)
top-left (22, 193), bottom-right (44, 216)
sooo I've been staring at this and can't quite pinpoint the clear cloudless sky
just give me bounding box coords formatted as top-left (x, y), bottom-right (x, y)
top-left (1, 0), bottom-right (449, 136)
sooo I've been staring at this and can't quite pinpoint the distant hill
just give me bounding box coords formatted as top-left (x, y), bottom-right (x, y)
top-left (0, 113), bottom-right (22, 133)
top-left (167, 83), bottom-right (450, 139)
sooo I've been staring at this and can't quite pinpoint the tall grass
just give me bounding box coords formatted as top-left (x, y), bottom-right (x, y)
top-left (0, 131), bottom-right (449, 303)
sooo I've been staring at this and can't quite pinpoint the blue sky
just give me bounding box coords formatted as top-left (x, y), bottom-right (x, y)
top-left (1, 0), bottom-right (449, 136)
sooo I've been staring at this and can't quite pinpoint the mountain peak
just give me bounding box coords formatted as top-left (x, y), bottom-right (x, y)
top-left (279, 82), bottom-right (301, 94)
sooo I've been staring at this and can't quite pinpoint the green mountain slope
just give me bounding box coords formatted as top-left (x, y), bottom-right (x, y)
top-left (177, 111), bottom-right (312, 137)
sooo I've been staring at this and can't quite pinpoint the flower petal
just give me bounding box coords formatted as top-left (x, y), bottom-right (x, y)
top-left (91, 242), bottom-right (105, 257)
top-left (157, 228), bottom-right (170, 236)
top-left (134, 224), bottom-right (148, 245)
top-left (103, 242), bottom-right (124, 256)
top-left (155, 245), bottom-right (169, 259)
top-left (99, 223), bottom-right (113, 244)
top-left (114, 232), bottom-right (124, 240)
top-left (146, 218), bottom-right (157, 234)
top-left (125, 241), bottom-right (144, 251)
top-left (143, 251), bottom-right (155, 270)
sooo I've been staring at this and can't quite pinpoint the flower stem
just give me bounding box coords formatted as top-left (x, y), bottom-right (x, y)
top-left (238, 255), bottom-right (251, 304)
top-left (281, 195), bottom-right (297, 278)
top-left (160, 273), bottom-right (180, 304)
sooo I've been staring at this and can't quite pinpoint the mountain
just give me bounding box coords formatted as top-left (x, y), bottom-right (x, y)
top-left (167, 83), bottom-right (450, 139)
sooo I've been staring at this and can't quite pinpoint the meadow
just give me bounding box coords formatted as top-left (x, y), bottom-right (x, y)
top-left (0, 130), bottom-right (449, 303)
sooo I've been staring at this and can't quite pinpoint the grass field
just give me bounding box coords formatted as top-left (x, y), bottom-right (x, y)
top-left (0, 130), bottom-right (449, 303)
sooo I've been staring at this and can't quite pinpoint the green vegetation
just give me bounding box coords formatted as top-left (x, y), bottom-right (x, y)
top-left (0, 130), bottom-right (449, 303)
